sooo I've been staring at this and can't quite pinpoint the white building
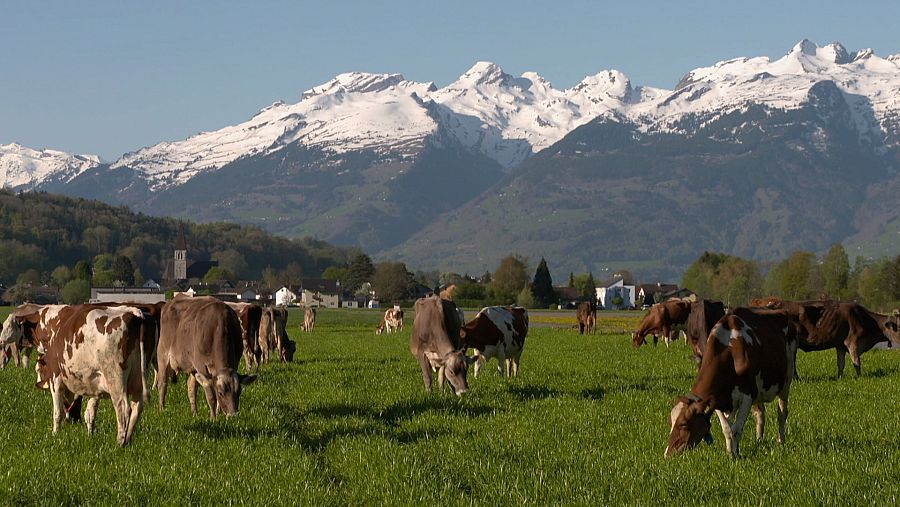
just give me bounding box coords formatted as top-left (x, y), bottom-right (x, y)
top-left (275, 286), bottom-right (299, 306)
top-left (595, 277), bottom-right (636, 310)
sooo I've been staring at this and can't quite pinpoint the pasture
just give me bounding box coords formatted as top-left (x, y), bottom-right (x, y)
top-left (2, 307), bottom-right (900, 505)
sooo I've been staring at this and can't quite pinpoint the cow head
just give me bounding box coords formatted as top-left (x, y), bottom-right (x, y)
top-left (280, 338), bottom-right (296, 363)
top-left (631, 331), bottom-right (646, 347)
top-left (0, 314), bottom-right (24, 346)
top-left (440, 350), bottom-right (471, 396)
top-left (194, 368), bottom-right (257, 415)
top-left (664, 397), bottom-right (714, 458)
top-left (885, 310), bottom-right (900, 345)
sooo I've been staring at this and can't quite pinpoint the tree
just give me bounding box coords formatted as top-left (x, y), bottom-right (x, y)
top-left (322, 266), bottom-right (350, 281)
top-left (516, 286), bottom-right (537, 308)
top-left (532, 258), bottom-right (555, 308)
top-left (203, 266), bottom-right (235, 283)
top-left (770, 251), bottom-right (816, 300)
top-left (568, 272), bottom-right (575, 288)
top-left (346, 254), bottom-right (375, 292)
top-left (261, 266), bottom-right (280, 289)
top-left (279, 262), bottom-right (304, 287)
top-left (822, 244), bottom-right (850, 299)
top-left (73, 260), bottom-right (91, 281)
top-left (490, 255), bottom-right (529, 304)
top-left (50, 265), bottom-right (72, 290)
top-left (61, 279), bottom-right (91, 304)
top-left (582, 272), bottom-right (596, 300)
top-left (111, 255), bottom-right (135, 286)
top-left (373, 261), bottom-right (412, 304)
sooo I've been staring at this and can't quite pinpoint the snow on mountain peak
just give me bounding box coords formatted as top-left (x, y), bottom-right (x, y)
top-left (0, 143), bottom-right (100, 190)
top-left (456, 61), bottom-right (512, 87)
top-left (302, 72), bottom-right (435, 99)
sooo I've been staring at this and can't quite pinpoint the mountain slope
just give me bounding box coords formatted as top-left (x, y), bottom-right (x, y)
top-left (0, 143), bottom-right (100, 191)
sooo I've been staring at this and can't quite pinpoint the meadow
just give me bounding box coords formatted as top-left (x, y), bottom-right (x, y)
top-left (2, 307), bottom-right (900, 505)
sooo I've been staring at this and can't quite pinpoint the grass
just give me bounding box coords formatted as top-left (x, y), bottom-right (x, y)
top-left (2, 307), bottom-right (900, 505)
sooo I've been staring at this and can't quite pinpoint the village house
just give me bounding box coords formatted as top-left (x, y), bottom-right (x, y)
top-left (595, 276), bottom-right (636, 310)
top-left (636, 282), bottom-right (679, 307)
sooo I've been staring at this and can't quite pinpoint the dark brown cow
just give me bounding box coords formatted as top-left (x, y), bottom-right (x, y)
top-left (460, 306), bottom-right (528, 377)
top-left (226, 302), bottom-right (263, 371)
top-left (684, 300), bottom-right (726, 363)
top-left (775, 300), bottom-right (900, 377)
top-left (409, 295), bottom-right (470, 395)
top-left (1, 305), bottom-right (151, 446)
top-left (633, 300), bottom-right (691, 347)
top-left (665, 307), bottom-right (798, 458)
top-left (576, 300), bottom-right (597, 335)
top-left (749, 296), bottom-right (782, 308)
top-left (157, 297), bottom-right (256, 418)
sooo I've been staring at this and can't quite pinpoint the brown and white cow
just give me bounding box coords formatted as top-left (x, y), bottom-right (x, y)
top-left (226, 302), bottom-right (263, 371)
top-left (1, 305), bottom-right (152, 446)
top-left (576, 300), bottom-right (597, 335)
top-left (259, 306), bottom-right (295, 363)
top-left (302, 306), bottom-right (316, 332)
top-left (665, 307), bottom-right (798, 458)
top-left (157, 297), bottom-right (256, 418)
top-left (633, 300), bottom-right (691, 347)
top-left (376, 308), bottom-right (404, 335)
top-left (684, 299), bottom-right (726, 363)
top-left (774, 300), bottom-right (900, 377)
top-left (460, 306), bottom-right (529, 377)
top-left (409, 295), bottom-right (470, 395)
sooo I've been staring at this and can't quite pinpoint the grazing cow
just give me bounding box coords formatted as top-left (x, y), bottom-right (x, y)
top-left (775, 300), bottom-right (900, 377)
top-left (409, 295), bottom-right (470, 395)
top-left (303, 307), bottom-right (316, 332)
top-left (576, 300), bottom-right (598, 335)
top-left (1, 305), bottom-right (151, 446)
top-left (226, 302), bottom-right (263, 371)
top-left (376, 308), bottom-right (404, 335)
top-left (156, 297), bottom-right (256, 418)
top-left (460, 306), bottom-right (529, 378)
top-left (259, 306), bottom-right (295, 363)
top-left (684, 300), bottom-right (726, 363)
top-left (0, 303), bottom-right (46, 369)
top-left (665, 307), bottom-right (798, 458)
top-left (633, 300), bottom-right (691, 347)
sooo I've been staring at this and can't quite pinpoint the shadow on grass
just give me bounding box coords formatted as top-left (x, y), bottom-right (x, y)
top-left (580, 386), bottom-right (605, 402)
top-left (507, 384), bottom-right (562, 401)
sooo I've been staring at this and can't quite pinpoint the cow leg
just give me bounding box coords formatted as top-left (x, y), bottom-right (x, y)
top-left (652, 334), bottom-right (658, 347)
top-left (49, 379), bottom-right (67, 435)
top-left (202, 385), bottom-right (218, 419)
top-left (157, 356), bottom-right (172, 410)
top-left (125, 398), bottom-right (143, 445)
top-left (473, 353), bottom-right (484, 378)
top-left (417, 356), bottom-right (434, 392)
top-left (437, 365), bottom-right (446, 393)
top-left (727, 396), bottom-right (753, 458)
top-left (848, 344), bottom-right (862, 377)
top-left (835, 348), bottom-right (847, 379)
top-left (497, 348), bottom-right (507, 377)
top-left (187, 374), bottom-right (199, 416)
top-left (21, 346), bottom-right (30, 369)
top-left (776, 390), bottom-right (790, 445)
top-left (84, 397), bottom-right (100, 434)
top-left (109, 390), bottom-right (131, 447)
top-left (752, 404), bottom-right (765, 441)
top-left (715, 410), bottom-right (735, 456)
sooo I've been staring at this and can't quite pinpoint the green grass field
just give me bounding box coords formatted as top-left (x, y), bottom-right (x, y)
top-left (2, 307), bottom-right (900, 505)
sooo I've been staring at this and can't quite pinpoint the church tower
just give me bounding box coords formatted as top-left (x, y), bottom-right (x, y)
top-left (174, 223), bottom-right (188, 280)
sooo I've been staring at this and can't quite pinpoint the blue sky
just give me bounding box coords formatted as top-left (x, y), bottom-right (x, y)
top-left (2, 0), bottom-right (899, 160)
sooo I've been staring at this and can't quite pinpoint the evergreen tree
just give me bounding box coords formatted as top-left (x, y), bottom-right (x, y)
top-left (583, 272), bottom-right (596, 300)
top-left (532, 257), bottom-right (555, 308)
top-left (347, 254), bottom-right (375, 292)
top-left (568, 272), bottom-right (575, 288)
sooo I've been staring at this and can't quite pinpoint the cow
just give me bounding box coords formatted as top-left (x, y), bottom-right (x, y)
top-left (632, 300), bottom-right (691, 347)
top-left (226, 302), bottom-right (263, 371)
top-left (684, 300), bottom-right (726, 363)
top-left (156, 297), bottom-right (256, 418)
top-left (749, 296), bottom-right (782, 308)
top-left (576, 300), bottom-right (597, 335)
top-left (460, 306), bottom-right (529, 378)
top-left (1, 305), bottom-right (152, 446)
top-left (302, 306), bottom-right (316, 332)
top-left (0, 303), bottom-right (46, 369)
top-left (665, 307), bottom-right (798, 458)
top-left (439, 284), bottom-right (457, 301)
top-left (376, 308), bottom-right (404, 335)
top-left (259, 306), bottom-right (295, 363)
top-left (774, 300), bottom-right (900, 377)
top-left (409, 295), bottom-right (470, 395)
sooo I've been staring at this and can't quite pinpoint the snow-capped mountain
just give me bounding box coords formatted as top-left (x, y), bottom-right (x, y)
top-left (0, 143), bottom-right (100, 190)
top-left (5, 40), bottom-right (900, 193)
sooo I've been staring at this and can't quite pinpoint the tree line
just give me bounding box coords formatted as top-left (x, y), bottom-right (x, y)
top-left (681, 245), bottom-right (900, 312)
top-left (0, 190), bottom-right (357, 299)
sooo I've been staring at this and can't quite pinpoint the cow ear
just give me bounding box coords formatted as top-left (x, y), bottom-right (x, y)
top-left (730, 335), bottom-right (751, 376)
top-left (194, 372), bottom-right (212, 388)
top-left (238, 374), bottom-right (257, 386)
top-left (459, 328), bottom-right (467, 339)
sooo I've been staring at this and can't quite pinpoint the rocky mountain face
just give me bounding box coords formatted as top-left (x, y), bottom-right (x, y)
top-left (5, 40), bottom-right (899, 279)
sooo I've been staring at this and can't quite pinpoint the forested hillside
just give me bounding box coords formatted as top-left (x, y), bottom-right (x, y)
top-left (0, 190), bottom-right (357, 285)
